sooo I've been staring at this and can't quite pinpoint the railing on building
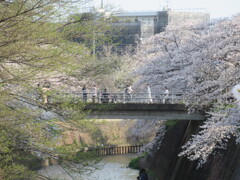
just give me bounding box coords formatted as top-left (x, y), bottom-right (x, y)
top-left (51, 91), bottom-right (187, 104)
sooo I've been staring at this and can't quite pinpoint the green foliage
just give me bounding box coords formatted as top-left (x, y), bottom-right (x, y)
top-left (74, 151), bottom-right (101, 164)
top-left (0, 0), bottom-right (131, 179)
top-left (224, 104), bottom-right (237, 109)
top-left (112, 133), bottom-right (120, 140)
top-left (56, 144), bottom-right (101, 165)
top-left (84, 103), bottom-right (118, 111)
top-left (56, 144), bottom-right (83, 161)
top-left (0, 164), bottom-right (36, 180)
top-left (165, 120), bottom-right (179, 130)
top-left (0, 0), bottom-right (98, 178)
top-left (128, 152), bottom-right (147, 170)
top-left (0, 127), bottom-right (38, 179)
top-left (147, 169), bottom-right (157, 179)
top-left (13, 151), bottom-right (42, 170)
top-left (62, 11), bottom-right (115, 53)
top-left (0, 92), bottom-right (41, 179)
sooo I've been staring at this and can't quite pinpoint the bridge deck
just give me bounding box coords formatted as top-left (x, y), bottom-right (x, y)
top-left (85, 103), bottom-right (205, 120)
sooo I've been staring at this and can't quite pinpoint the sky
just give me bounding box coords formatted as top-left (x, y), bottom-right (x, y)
top-left (91, 0), bottom-right (240, 19)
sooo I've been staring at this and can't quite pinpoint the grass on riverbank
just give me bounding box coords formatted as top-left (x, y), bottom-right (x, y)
top-left (128, 152), bottom-right (147, 170)
top-left (165, 120), bottom-right (179, 130)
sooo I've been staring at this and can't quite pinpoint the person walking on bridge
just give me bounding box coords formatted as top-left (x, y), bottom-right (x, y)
top-left (163, 86), bottom-right (169, 104)
top-left (82, 85), bottom-right (87, 102)
top-left (92, 85), bottom-right (98, 103)
top-left (147, 84), bottom-right (153, 104)
top-left (101, 88), bottom-right (109, 103)
top-left (125, 85), bottom-right (133, 102)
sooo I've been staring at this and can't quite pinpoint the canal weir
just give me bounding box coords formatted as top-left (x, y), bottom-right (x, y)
top-left (80, 145), bottom-right (143, 156)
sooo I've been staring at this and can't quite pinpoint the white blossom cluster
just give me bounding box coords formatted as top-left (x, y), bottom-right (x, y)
top-left (132, 15), bottom-right (240, 166)
top-left (140, 121), bottom-right (166, 156)
top-left (132, 21), bottom-right (206, 93)
top-left (126, 119), bottom-right (164, 143)
top-left (179, 108), bottom-right (240, 166)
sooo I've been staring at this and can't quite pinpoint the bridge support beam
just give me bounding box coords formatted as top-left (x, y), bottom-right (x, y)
top-left (86, 104), bottom-right (205, 120)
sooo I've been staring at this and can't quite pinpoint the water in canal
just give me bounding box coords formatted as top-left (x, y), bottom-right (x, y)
top-left (38, 154), bottom-right (139, 180)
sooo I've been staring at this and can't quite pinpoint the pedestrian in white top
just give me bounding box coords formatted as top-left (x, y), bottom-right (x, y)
top-left (147, 84), bottom-right (153, 103)
top-left (128, 85), bottom-right (133, 101)
top-left (42, 82), bottom-right (51, 104)
top-left (92, 85), bottom-right (98, 103)
top-left (42, 86), bottom-right (50, 104)
top-left (125, 85), bottom-right (133, 102)
top-left (163, 86), bottom-right (169, 104)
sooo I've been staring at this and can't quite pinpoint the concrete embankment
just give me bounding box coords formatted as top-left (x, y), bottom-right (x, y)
top-left (140, 120), bottom-right (240, 180)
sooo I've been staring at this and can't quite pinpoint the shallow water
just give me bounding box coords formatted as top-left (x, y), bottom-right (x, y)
top-left (38, 154), bottom-right (139, 180)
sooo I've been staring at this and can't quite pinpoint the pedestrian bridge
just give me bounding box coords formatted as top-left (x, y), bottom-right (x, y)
top-left (84, 103), bottom-right (204, 120)
top-left (50, 91), bottom-right (204, 120)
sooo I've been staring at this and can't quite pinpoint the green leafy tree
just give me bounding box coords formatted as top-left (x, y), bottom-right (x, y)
top-left (61, 8), bottom-right (121, 54)
top-left (0, 0), bottom-right (97, 178)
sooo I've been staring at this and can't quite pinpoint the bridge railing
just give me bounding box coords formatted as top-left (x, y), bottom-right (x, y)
top-left (51, 91), bottom-right (186, 104)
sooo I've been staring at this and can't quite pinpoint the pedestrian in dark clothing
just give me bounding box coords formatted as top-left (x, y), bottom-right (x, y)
top-left (82, 85), bottom-right (87, 102)
top-left (35, 83), bottom-right (42, 102)
top-left (101, 88), bottom-right (109, 103)
top-left (137, 168), bottom-right (148, 180)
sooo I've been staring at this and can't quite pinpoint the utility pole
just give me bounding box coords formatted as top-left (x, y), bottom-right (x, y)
top-left (101, 0), bottom-right (103, 9)
top-left (165, 0), bottom-right (171, 10)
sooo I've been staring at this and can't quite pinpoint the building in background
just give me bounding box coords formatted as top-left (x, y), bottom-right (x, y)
top-left (112, 9), bottom-right (210, 48)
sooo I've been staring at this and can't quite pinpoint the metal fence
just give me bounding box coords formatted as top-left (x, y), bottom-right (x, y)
top-left (51, 91), bottom-right (186, 104)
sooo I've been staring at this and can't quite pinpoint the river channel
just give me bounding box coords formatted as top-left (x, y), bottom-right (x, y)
top-left (38, 154), bottom-right (139, 180)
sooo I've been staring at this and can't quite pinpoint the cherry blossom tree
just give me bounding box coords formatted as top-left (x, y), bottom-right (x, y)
top-left (132, 15), bottom-right (240, 166)
top-left (132, 20), bottom-right (210, 93)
